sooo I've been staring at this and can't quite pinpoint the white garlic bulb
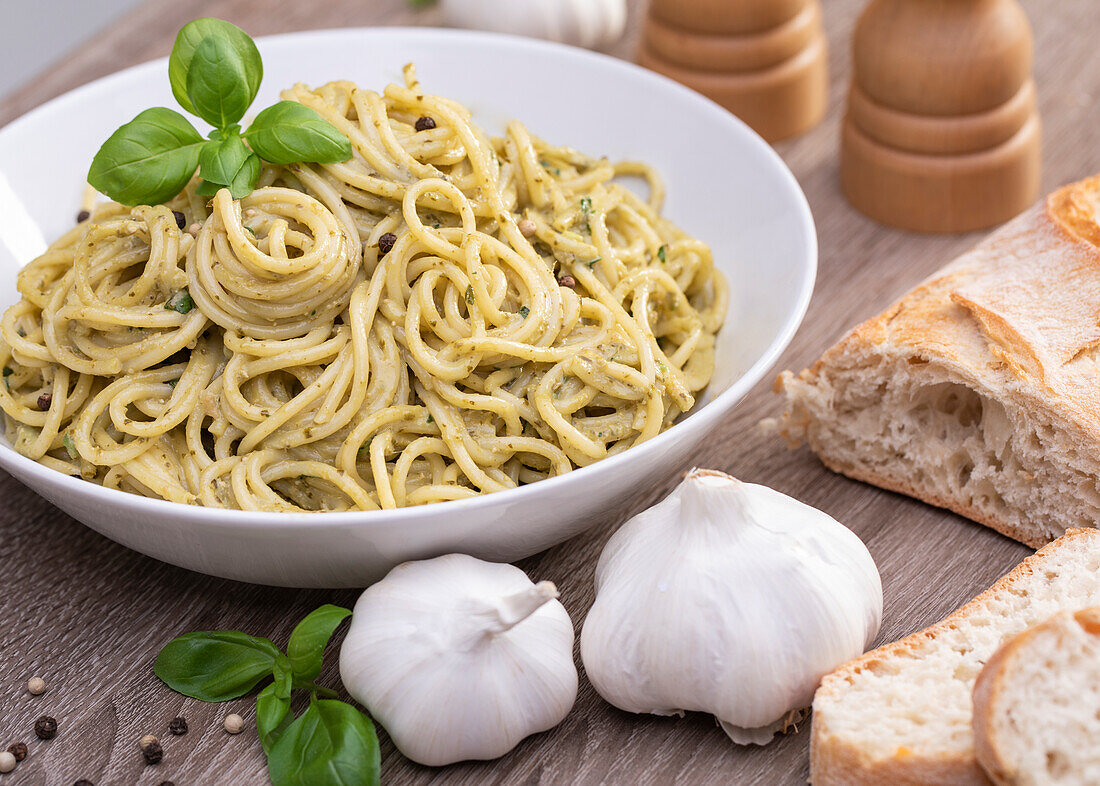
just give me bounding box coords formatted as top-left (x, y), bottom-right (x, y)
top-left (440, 0), bottom-right (627, 50)
top-left (580, 468), bottom-right (882, 745)
top-left (339, 554), bottom-right (578, 766)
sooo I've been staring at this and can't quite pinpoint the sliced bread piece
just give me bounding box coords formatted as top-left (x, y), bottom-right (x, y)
top-left (972, 606), bottom-right (1100, 786)
top-left (811, 528), bottom-right (1100, 786)
top-left (774, 175), bottom-right (1100, 548)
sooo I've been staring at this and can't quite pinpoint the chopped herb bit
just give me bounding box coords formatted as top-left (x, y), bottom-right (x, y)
top-left (465, 285), bottom-right (475, 305)
top-left (580, 197), bottom-right (592, 213)
top-left (2, 366), bottom-right (11, 377)
top-left (310, 309), bottom-right (316, 316)
top-left (62, 433), bottom-right (78, 460)
top-left (165, 290), bottom-right (195, 314)
top-left (166, 378), bottom-right (179, 388)
top-left (657, 362), bottom-right (668, 376)
top-left (426, 414), bottom-right (434, 424)
top-left (244, 225), bottom-right (257, 238)
top-left (586, 257), bottom-right (602, 268)
top-left (433, 222), bottom-right (440, 229)
top-left (657, 245), bottom-right (667, 264)
top-left (358, 437), bottom-right (374, 456)
top-left (518, 306), bottom-right (530, 318)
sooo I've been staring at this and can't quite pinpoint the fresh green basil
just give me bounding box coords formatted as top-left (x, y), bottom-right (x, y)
top-left (244, 101), bottom-right (353, 165)
top-left (199, 132), bottom-right (261, 198)
top-left (267, 697), bottom-right (380, 786)
top-left (87, 107), bottom-right (204, 206)
top-left (257, 681), bottom-right (293, 755)
top-left (154, 630), bottom-right (281, 701)
top-left (169, 18), bottom-right (261, 116)
top-left (91, 17), bottom-right (349, 205)
top-left (185, 33), bottom-right (257, 129)
top-left (286, 604), bottom-right (352, 682)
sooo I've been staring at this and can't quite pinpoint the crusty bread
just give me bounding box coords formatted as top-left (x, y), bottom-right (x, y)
top-left (972, 606), bottom-right (1100, 786)
top-left (774, 175), bottom-right (1100, 548)
top-left (810, 528), bottom-right (1100, 786)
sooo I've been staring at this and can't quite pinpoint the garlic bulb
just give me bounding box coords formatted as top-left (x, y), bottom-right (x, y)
top-left (339, 554), bottom-right (578, 766)
top-left (580, 468), bottom-right (882, 745)
top-left (440, 0), bottom-right (627, 50)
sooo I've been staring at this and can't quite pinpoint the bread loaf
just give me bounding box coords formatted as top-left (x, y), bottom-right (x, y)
top-left (972, 606), bottom-right (1100, 786)
top-left (811, 528), bottom-right (1100, 785)
top-left (775, 175), bottom-right (1100, 547)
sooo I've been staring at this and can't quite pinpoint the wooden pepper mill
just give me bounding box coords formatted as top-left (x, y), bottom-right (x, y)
top-left (638, 0), bottom-right (828, 142)
top-left (841, 0), bottom-right (1041, 233)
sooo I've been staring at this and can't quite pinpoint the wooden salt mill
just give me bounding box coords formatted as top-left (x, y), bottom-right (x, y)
top-left (638, 0), bottom-right (828, 142)
top-left (841, 0), bottom-right (1041, 233)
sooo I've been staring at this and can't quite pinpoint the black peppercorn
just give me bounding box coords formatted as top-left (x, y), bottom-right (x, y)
top-left (168, 716), bottom-right (188, 736)
top-left (37, 392), bottom-right (52, 411)
top-left (142, 740), bottom-right (163, 765)
top-left (377, 232), bottom-right (397, 254)
top-left (558, 274), bottom-right (577, 289)
top-left (34, 716), bottom-right (57, 740)
top-left (172, 210), bottom-right (186, 230)
top-left (7, 742), bottom-right (27, 762)
top-left (414, 116), bottom-right (436, 132)
top-left (76, 210), bottom-right (90, 223)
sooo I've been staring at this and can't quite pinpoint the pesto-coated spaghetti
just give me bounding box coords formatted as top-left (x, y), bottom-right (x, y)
top-left (0, 66), bottom-right (727, 511)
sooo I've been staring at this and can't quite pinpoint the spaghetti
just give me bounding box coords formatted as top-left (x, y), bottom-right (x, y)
top-left (0, 66), bottom-right (727, 511)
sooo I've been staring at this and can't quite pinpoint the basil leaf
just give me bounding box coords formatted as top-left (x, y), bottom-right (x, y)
top-left (286, 604), bottom-right (351, 682)
top-left (198, 133), bottom-right (261, 199)
top-left (186, 34), bottom-right (256, 128)
top-left (244, 102), bottom-right (352, 165)
top-left (267, 698), bottom-right (380, 786)
top-left (154, 630), bottom-right (281, 701)
top-left (258, 666), bottom-right (294, 754)
top-left (170, 18), bottom-right (261, 117)
top-left (88, 107), bottom-right (203, 206)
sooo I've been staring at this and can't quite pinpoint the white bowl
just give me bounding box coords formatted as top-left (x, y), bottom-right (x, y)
top-left (0, 28), bottom-right (815, 587)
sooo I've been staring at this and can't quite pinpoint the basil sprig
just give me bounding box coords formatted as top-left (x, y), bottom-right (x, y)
top-left (89, 18), bottom-right (352, 206)
top-left (154, 604), bottom-right (377, 786)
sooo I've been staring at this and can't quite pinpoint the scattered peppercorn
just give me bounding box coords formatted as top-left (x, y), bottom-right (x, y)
top-left (142, 740), bottom-right (163, 765)
top-left (36, 393), bottom-right (52, 411)
top-left (139, 734), bottom-right (158, 751)
top-left (171, 210), bottom-right (186, 230)
top-left (7, 742), bottom-right (27, 762)
top-left (26, 677), bottom-right (46, 695)
top-left (223, 713), bottom-right (245, 734)
top-left (414, 116), bottom-right (436, 132)
top-left (518, 218), bottom-right (537, 237)
top-left (558, 274), bottom-right (577, 289)
top-left (0, 752), bottom-right (15, 773)
top-left (76, 210), bottom-right (90, 223)
top-left (377, 232), bottom-right (397, 254)
top-left (34, 716), bottom-right (57, 740)
top-left (168, 716), bottom-right (188, 736)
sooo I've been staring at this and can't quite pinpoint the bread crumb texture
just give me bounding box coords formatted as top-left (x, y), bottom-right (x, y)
top-left (810, 529), bottom-right (1100, 785)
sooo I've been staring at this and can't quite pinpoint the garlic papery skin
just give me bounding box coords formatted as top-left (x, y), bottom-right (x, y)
top-left (339, 554), bottom-right (578, 766)
top-left (440, 0), bottom-right (627, 50)
top-left (580, 468), bottom-right (882, 745)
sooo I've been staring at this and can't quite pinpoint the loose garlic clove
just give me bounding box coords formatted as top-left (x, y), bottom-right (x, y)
top-left (339, 554), bottom-right (578, 766)
top-left (580, 468), bottom-right (882, 745)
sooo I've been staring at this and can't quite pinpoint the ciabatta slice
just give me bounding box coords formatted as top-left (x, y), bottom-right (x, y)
top-left (810, 528), bottom-right (1100, 785)
top-left (972, 606), bottom-right (1100, 786)
top-left (775, 176), bottom-right (1100, 548)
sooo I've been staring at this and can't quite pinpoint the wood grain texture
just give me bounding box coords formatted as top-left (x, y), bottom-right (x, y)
top-left (1, 0), bottom-right (1099, 784)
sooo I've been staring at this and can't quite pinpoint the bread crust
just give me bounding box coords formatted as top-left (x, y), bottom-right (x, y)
top-left (776, 174), bottom-right (1100, 548)
top-left (971, 606), bottom-right (1100, 786)
top-left (810, 529), bottom-right (1099, 786)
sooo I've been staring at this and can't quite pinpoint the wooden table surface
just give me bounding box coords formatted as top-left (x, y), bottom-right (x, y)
top-left (3, 1), bottom-right (1099, 784)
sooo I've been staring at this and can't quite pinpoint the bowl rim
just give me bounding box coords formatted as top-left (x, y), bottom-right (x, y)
top-left (0, 25), bottom-right (817, 528)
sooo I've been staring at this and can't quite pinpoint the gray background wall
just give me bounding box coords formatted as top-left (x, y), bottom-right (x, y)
top-left (0, 0), bottom-right (146, 101)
